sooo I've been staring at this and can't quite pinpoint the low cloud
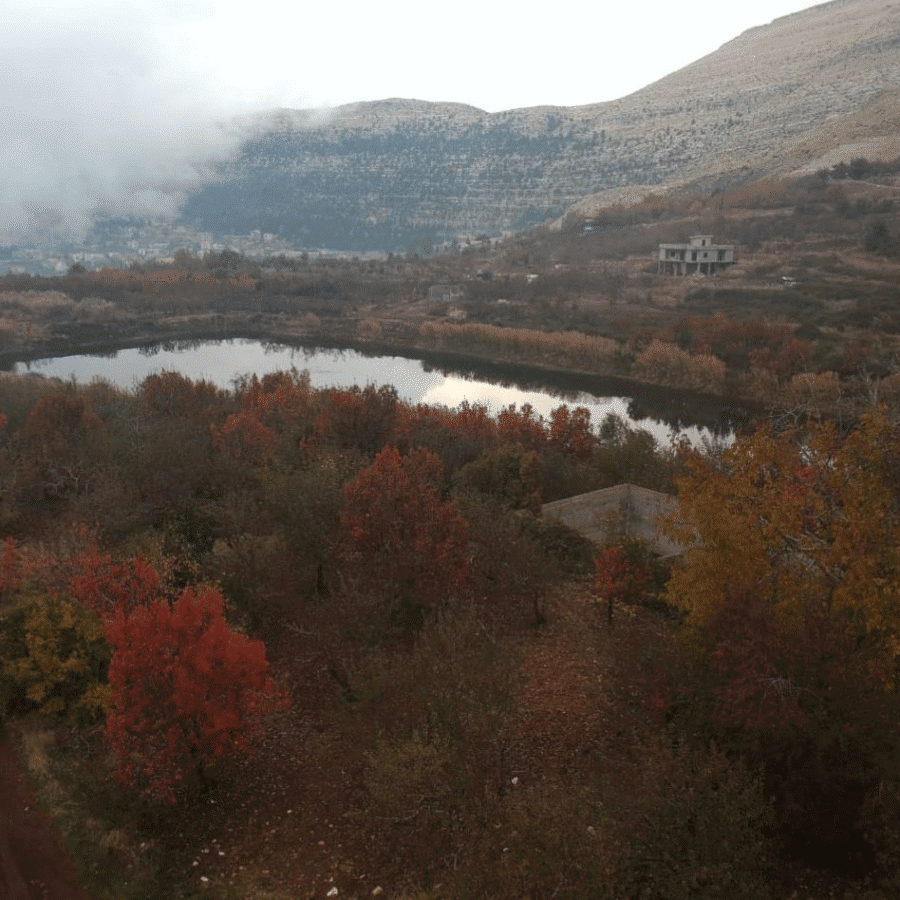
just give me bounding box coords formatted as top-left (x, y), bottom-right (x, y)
top-left (0, 2), bottom-right (245, 246)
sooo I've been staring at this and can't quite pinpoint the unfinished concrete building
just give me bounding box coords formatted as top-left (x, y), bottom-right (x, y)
top-left (540, 483), bottom-right (687, 558)
top-left (658, 234), bottom-right (734, 276)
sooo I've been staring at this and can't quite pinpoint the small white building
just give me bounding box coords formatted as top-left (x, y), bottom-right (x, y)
top-left (658, 235), bottom-right (734, 276)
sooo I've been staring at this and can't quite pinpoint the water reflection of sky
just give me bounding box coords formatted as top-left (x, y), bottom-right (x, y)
top-left (16, 339), bottom-right (719, 448)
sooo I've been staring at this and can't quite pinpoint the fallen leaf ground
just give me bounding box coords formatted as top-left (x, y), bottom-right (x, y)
top-left (143, 580), bottom-right (676, 898)
top-left (5, 579), bottom-right (871, 899)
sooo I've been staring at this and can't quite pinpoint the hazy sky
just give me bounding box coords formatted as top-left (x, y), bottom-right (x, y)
top-left (2, 0), bottom-right (823, 245)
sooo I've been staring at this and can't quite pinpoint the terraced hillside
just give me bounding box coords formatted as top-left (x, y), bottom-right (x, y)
top-left (180, 0), bottom-right (900, 252)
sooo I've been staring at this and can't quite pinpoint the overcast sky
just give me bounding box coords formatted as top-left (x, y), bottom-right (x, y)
top-left (2, 0), bottom-right (823, 245)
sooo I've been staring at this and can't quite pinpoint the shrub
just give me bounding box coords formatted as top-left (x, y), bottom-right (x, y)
top-left (616, 741), bottom-right (773, 899)
top-left (863, 220), bottom-right (898, 257)
top-left (786, 370), bottom-right (841, 408)
top-left (634, 340), bottom-right (726, 394)
top-left (453, 442), bottom-right (542, 509)
top-left (454, 497), bottom-right (552, 612)
top-left (362, 603), bottom-right (515, 876)
top-left (519, 514), bottom-right (595, 578)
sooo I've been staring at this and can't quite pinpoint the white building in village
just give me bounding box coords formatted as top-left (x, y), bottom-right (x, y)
top-left (658, 234), bottom-right (735, 276)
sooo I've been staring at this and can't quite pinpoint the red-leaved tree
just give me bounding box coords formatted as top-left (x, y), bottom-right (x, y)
top-left (65, 544), bottom-right (162, 617)
top-left (594, 544), bottom-right (652, 625)
top-left (104, 585), bottom-right (280, 803)
top-left (334, 446), bottom-right (471, 626)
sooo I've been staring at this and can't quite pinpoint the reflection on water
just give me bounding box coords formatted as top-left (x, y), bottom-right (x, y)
top-left (15, 338), bottom-right (746, 447)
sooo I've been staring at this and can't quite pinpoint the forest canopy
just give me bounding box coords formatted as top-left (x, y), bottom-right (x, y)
top-left (3, 366), bottom-right (900, 897)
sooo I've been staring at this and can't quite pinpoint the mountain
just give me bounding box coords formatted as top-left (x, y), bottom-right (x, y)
top-left (178, 0), bottom-right (899, 253)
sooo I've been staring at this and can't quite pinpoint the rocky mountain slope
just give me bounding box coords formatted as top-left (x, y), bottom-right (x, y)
top-left (181, 0), bottom-right (900, 253)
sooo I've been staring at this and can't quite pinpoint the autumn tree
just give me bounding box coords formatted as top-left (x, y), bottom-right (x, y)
top-left (213, 369), bottom-right (317, 466)
top-left (548, 405), bottom-right (594, 460)
top-left (333, 446), bottom-right (470, 628)
top-left (16, 391), bottom-right (104, 504)
top-left (496, 403), bottom-right (547, 453)
top-left (0, 537), bottom-right (110, 724)
top-left (665, 407), bottom-right (900, 868)
top-left (394, 400), bottom-right (496, 480)
top-left (62, 541), bottom-right (163, 616)
top-left (126, 372), bottom-right (231, 518)
top-left (0, 591), bottom-right (109, 724)
top-left (454, 442), bottom-right (541, 509)
top-left (139, 371), bottom-right (226, 422)
top-left (19, 391), bottom-right (101, 455)
top-left (594, 543), bottom-right (651, 625)
top-left (104, 584), bottom-right (281, 803)
top-left (260, 451), bottom-right (350, 600)
top-left (665, 313), bottom-right (811, 380)
top-left (313, 384), bottom-right (399, 453)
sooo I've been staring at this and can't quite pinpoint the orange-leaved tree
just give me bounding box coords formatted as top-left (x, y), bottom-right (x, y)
top-left (667, 408), bottom-right (900, 652)
top-left (104, 584), bottom-right (282, 803)
top-left (212, 369), bottom-right (317, 465)
top-left (496, 402), bottom-right (547, 453)
top-left (549, 404), bottom-right (594, 460)
top-left (333, 446), bottom-right (470, 626)
top-left (665, 407), bottom-right (900, 866)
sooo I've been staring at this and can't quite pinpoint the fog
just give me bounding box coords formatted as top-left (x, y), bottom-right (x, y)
top-left (1, 2), bottom-right (247, 246)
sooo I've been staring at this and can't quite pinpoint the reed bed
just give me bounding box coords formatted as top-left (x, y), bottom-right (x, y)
top-left (419, 321), bottom-right (623, 375)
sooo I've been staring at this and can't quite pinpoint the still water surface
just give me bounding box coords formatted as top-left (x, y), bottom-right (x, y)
top-left (15, 339), bottom-right (735, 447)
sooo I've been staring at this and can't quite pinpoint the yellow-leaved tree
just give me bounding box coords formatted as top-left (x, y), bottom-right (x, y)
top-left (664, 407), bottom-right (900, 870)
top-left (668, 408), bottom-right (900, 655)
top-left (0, 593), bottom-right (109, 724)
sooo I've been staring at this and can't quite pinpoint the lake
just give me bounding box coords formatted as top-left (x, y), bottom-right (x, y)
top-left (13, 338), bottom-right (745, 447)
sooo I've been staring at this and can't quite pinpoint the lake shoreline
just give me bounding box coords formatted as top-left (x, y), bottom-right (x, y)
top-left (1, 312), bottom-right (764, 433)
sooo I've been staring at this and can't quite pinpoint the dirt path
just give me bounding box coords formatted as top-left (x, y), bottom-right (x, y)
top-left (0, 728), bottom-right (94, 900)
top-left (506, 579), bottom-right (609, 780)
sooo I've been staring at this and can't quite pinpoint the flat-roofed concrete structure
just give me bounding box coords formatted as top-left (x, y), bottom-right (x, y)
top-left (658, 234), bottom-right (734, 276)
top-left (541, 483), bottom-right (687, 558)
